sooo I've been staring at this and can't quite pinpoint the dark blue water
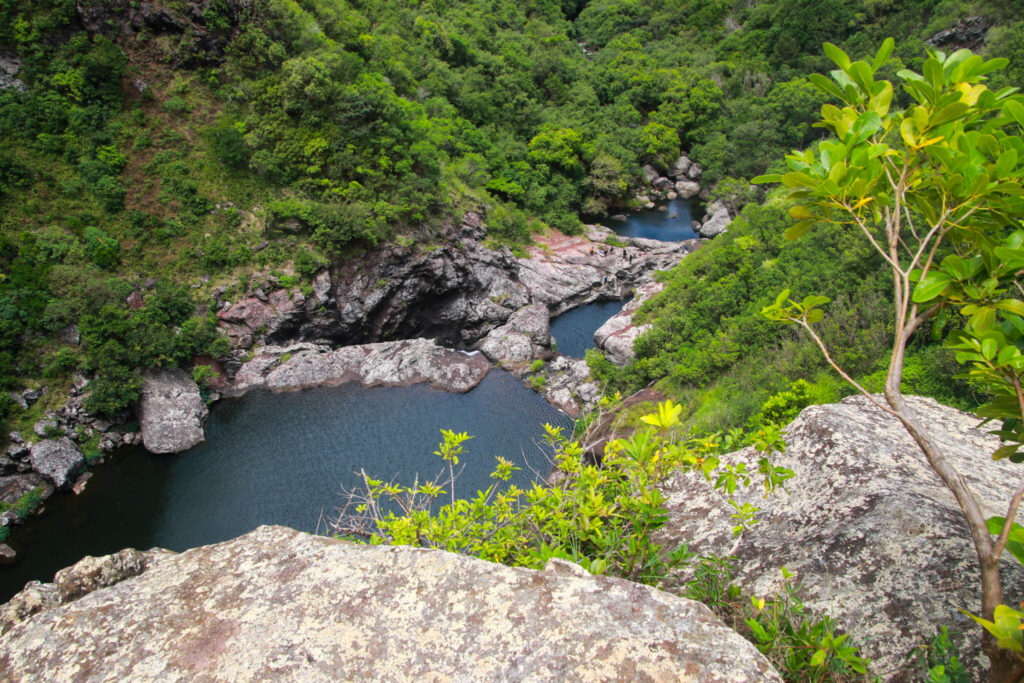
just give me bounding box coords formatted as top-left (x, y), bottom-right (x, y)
top-left (551, 299), bottom-right (627, 358)
top-left (605, 197), bottom-right (702, 241)
top-left (0, 371), bottom-right (573, 601)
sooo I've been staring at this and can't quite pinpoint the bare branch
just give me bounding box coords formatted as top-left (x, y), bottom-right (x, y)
top-left (993, 482), bottom-right (1024, 561)
top-left (796, 318), bottom-right (900, 417)
top-left (842, 202), bottom-right (901, 271)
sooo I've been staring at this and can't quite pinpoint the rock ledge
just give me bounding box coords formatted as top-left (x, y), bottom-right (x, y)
top-left (0, 525), bottom-right (781, 681)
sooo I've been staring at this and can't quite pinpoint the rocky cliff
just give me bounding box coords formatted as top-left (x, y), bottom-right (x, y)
top-left (657, 395), bottom-right (1024, 679)
top-left (0, 525), bottom-right (781, 682)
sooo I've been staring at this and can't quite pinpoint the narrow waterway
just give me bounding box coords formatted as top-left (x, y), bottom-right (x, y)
top-left (604, 197), bottom-right (703, 242)
top-left (550, 299), bottom-right (627, 358)
top-left (0, 370), bottom-right (573, 601)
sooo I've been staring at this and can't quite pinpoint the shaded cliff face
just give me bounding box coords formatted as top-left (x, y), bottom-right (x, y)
top-left (0, 525), bottom-right (781, 682)
top-left (657, 395), bottom-right (1024, 680)
top-left (216, 214), bottom-right (698, 353)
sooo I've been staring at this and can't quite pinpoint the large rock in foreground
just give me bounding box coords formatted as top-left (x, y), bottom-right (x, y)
top-left (137, 368), bottom-right (208, 454)
top-left (0, 526), bottom-right (781, 681)
top-left (658, 395), bottom-right (1024, 678)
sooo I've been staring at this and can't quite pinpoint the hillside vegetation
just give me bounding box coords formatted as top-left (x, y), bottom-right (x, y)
top-left (0, 0), bottom-right (1022, 434)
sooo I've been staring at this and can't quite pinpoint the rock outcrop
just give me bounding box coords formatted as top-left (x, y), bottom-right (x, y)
top-left (216, 215), bottom-right (697, 357)
top-left (0, 525), bottom-right (782, 681)
top-left (26, 438), bottom-right (85, 490)
top-left (228, 338), bottom-right (491, 396)
top-left (657, 395), bottom-right (1024, 678)
top-left (479, 303), bottom-right (551, 364)
top-left (76, 0), bottom-right (248, 66)
top-left (594, 281), bottom-right (664, 366)
top-left (0, 474), bottom-right (52, 526)
top-left (137, 368), bottom-right (209, 454)
top-left (698, 200), bottom-right (732, 238)
top-left (538, 356), bottom-right (601, 417)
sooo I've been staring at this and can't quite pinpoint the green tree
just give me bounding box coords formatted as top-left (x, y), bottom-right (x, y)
top-left (757, 41), bottom-right (1024, 681)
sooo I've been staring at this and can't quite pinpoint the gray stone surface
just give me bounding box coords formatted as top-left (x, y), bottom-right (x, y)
top-left (675, 179), bottom-right (701, 198)
top-left (229, 338), bottom-right (491, 396)
top-left (479, 303), bottom-right (551, 364)
top-left (698, 200), bottom-right (731, 238)
top-left (0, 526), bottom-right (781, 681)
top-left (669, 155), bottom-right (693, 178)
top-left (27, 439), bottom-right (84, 490)
top-left (657, 395), bottom-right (1024, 677)
top-left (594, 281), bottom-right (664, 366)
top-left (138, 368), bottom-right (208, 454)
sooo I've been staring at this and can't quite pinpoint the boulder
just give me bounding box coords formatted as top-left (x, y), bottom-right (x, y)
top-left (698, 201), bottom-right (731, 238)
top-left (675, 179), bottom-right (701, 199)
top-left (641, 163), bottom-right (660, 184)
top-left (658, 395), bottom-right (1024, 677)
top-left (687, 163), bottom-right (703, 180)
top-left (480, 303), bottom-right (551, 364)
top-left (652, 176), bottom-right (674, 191)
top-left (137, 368), bottom-right (208, 454)
top-left (0, 526), bottom-right (781, 681)
top-left (27, 438), bottom-right (83, 490)
top-left (594, 282), bottom-right (664, 366)
top-left (668, 155), bottom-right (692, 178)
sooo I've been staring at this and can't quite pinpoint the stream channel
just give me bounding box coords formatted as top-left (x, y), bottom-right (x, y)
top-left (0, 198), bottom-right (698, 602)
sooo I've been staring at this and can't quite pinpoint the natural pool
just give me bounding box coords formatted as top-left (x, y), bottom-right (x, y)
top-left (0, 370), bottom-right (573, 601)
top-left (603, 197), bottom-right (702, 242)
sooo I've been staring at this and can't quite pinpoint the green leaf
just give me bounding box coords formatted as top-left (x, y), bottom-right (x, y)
top-left (823, 42), bottom-right (851, 71)
top-left (808, 73), bottom-right (847, 102)
top-left (912, 272), bottom-right (952, 303)
top-left (752, 173), bottom-right (782, 184)
top-left (872, 38), bottom-right (895, 71)
top-left (785, 221), bottom-right (814, 240)
top-left (931, 102), bottom-right (969, 128)
top-left (996, 300), bottom-right (1024, 317)
top-left (810, 649), bottom-right (828, 667)
top-left (806, 308), bottom-right (824, 323)
top-left (789, 205), bottom-right (815, 220)
top-left (1005, 100), bottom-right (1024, 129)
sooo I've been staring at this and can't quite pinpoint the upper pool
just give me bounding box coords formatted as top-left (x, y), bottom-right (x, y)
top-left (603, 197), bottom-right (702, 242)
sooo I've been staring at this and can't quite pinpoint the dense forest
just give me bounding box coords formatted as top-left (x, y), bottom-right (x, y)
top-left (1, 0), bottom-right (1023, 437)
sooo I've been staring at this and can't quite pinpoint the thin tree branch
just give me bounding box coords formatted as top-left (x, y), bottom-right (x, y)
top-left (993, 482), bottom-right (1024, 561)
top-left (795, 318), bottom-right (900, 417)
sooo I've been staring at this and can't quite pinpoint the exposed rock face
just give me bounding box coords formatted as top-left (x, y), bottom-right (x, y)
top-left (229, 338), bottom-right (491, 396)
top-left (698, 200), bottom-right (732, 238)
top-left (479, 303), bottom-right (551, 364)
top-left (927, 16), bottom-right (990, 51)
top-left (27, 439), bottom-right (85, 490)
top-left (0, 526), bottom-right (781, 681)
top-left (518, 226), bottom-right (698, 316)
top-left (0, 55), bottom-right (24, 92)
top-left (215, 215), bottom-right (697, 356)
top-left (657, 395), bottom-right (1024, 678)
top-left (76, 0), bottom-right (249, 66)
top-left (0, 474), bottom-right (53, 526)
top-left (137, 368), bottom-right (208, 454)
top-left (539, 356), bottom-right (599, 417)
top-left (594, 281), bottom-right (664, 366)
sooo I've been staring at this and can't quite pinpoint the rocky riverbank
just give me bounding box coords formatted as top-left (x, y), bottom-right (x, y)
top-left (0, 210), bottom-right (699, 546)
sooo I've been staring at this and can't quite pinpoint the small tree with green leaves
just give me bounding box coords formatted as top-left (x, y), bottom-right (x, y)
top-left (756, 40), bottom-right (1024, 681)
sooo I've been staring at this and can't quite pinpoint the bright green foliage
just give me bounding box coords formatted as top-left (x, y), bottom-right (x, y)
top-left (919, 627), bottom-right (970, 683)
top-left (744, 568), bottom-right (870, 679)
top-left (334, 401), bottom-right (792, 585)
top-left (755, 39), bottom-right (1024, 668)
